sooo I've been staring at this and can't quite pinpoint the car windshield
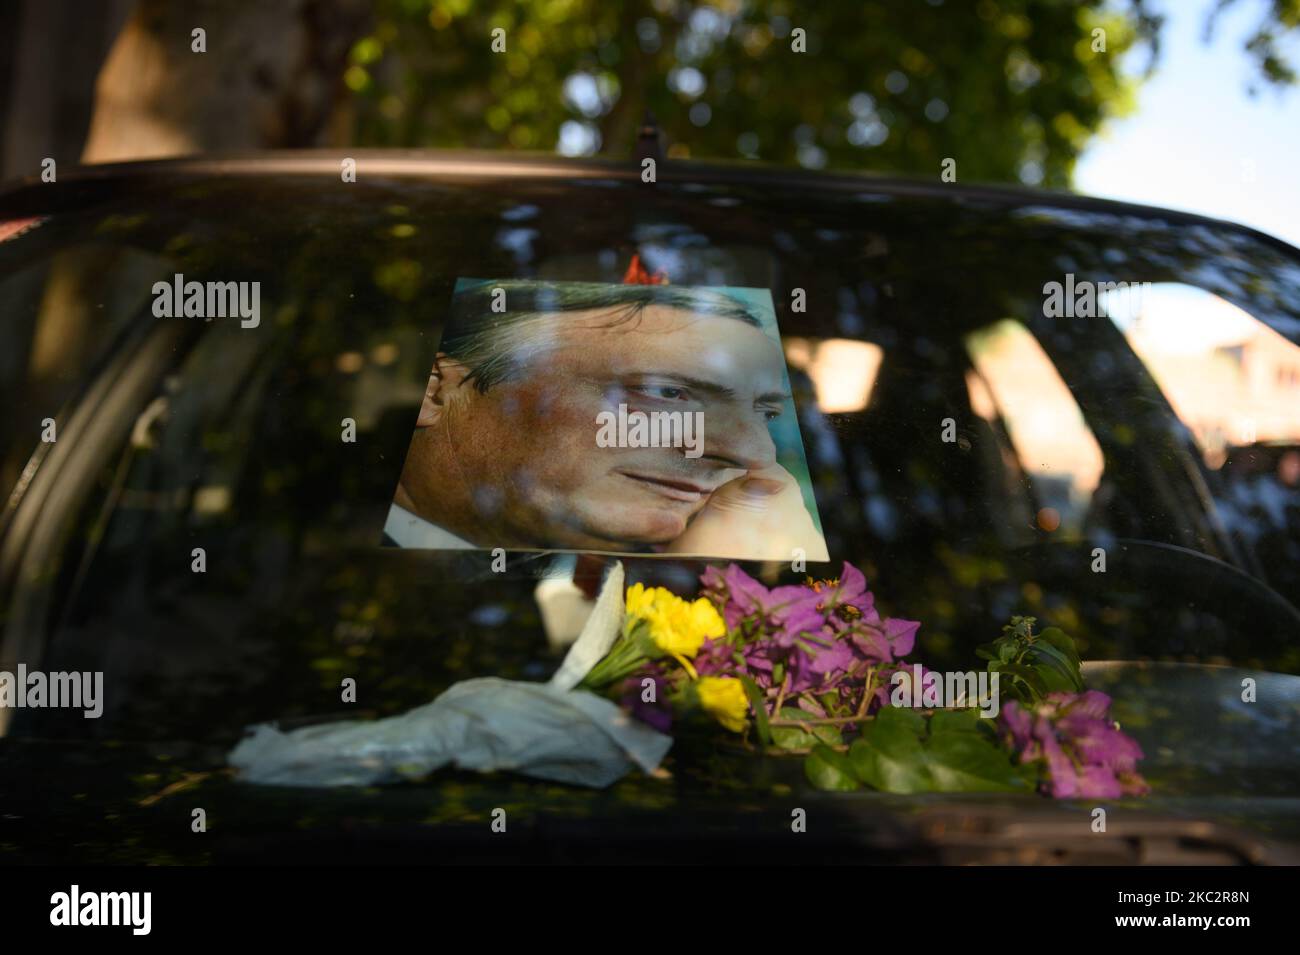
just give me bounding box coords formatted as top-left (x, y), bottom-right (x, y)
top-left (2, 165), bottom-right (1299, 806)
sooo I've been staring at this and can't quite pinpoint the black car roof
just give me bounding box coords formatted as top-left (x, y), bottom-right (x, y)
top-left (2, 149), bottom-right (1296, 256)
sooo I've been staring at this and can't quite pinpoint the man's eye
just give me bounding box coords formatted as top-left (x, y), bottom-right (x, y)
top-left (764, 409), bottom-right (781, 422)
top-left (634, 384), bottom-right (690, 401)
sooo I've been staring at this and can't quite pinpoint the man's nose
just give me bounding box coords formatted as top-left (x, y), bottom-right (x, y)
top-left (698, 409), bottom-right (777, 471)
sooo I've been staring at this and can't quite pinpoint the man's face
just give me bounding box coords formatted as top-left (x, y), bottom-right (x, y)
top-left (433, 304), bottom-right (788, 550)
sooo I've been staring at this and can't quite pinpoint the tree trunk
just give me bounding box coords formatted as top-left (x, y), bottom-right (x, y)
top-left (82, 0), bottom-right (371, 162)
top-left (3, 2), bottom-right (371, 502)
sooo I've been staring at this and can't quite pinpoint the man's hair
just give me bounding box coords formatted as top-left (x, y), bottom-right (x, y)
top-left (439, 279), bottom-right (766, 393)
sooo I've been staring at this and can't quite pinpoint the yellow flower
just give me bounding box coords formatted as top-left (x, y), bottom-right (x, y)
top-left (625, 585), bottom-right (724, 659)
top-left (624, 582), bottom-right (662, 619)
top-left (696, 677), bottom-right (749, 733)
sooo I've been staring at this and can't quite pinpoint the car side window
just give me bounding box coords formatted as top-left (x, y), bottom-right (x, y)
top-left (1106, 282), bottom-right (1300, 594)
top-left (965, 319), bottom-right (1105, 539)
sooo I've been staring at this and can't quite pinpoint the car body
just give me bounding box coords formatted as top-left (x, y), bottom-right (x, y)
top-left (1, 152), bottom-right (1298, 863)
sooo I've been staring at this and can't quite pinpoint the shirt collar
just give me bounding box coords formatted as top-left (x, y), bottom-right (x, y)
top-left (384, 504), bottom-right (475, 550)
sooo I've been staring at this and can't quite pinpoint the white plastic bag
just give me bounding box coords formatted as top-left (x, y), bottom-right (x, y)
top-left (229, 562), bottom-right (672, 788)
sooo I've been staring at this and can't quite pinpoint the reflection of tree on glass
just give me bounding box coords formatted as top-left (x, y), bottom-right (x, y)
top-left (385, 280), bottom-right (829, 560)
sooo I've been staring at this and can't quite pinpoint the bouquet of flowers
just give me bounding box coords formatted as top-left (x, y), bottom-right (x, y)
top-left (231, 559), bottom-right (1146, 798)
top-left (581, 562), bottom-right (1149, 799)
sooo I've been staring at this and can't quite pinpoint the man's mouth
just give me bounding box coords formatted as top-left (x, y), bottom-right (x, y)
top-left (617, 470), bottom-right (715, 504)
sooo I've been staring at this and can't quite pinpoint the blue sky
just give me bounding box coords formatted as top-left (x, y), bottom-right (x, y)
top-left (1074, 1), bottom-right (1300, 248)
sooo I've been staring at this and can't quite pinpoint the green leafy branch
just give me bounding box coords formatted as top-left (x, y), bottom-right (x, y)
top-left (976, 615), bottom-right (1083, 704)
top-left (804, 706), bottom-right (1036, 794)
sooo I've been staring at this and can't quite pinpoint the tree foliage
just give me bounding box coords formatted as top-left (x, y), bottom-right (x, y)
top-left (343, 0), bottom-right (1152, 187)
top-left (342, 0), bottom-right (1299, 187)
top-left (1203, 0), bottom-right (1300, 90)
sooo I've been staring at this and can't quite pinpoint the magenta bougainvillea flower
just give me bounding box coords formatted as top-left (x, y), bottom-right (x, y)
top-left (697, 562), bottom-right (921, 704)
top-left (701, 564), bottom-right (819, 637)
top-left (999, 690), bottom-right (1148, 799)
top-left (603, 563), bottom-right (1146, 801)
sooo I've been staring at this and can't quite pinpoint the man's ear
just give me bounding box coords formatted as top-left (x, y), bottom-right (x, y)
top-left (415, 354), bottom-right (469, 427)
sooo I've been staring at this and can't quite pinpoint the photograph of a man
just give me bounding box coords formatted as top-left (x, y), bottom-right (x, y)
top-left (385, 279), bottom-right (829, 561)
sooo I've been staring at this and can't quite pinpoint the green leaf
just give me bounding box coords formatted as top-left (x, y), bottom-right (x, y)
top-left (928, 707), bottom-right (983, 736)
top-left (848, 711), bottom-right (933, 793)
top-left (925, 732), bottom-right (1032, 793)
top-left (996, 662), bottom-right (1049, 699)
top-left (875, 704), bottom-right (927, 736)
top-left (771, 707), bottom-right (842, 750)
top-left (1038, 627), bottom-right (1081, 667)
top-left (739, 676), bottom-right (771, 748)
top-left (843, 707), bottom-right (1033, 795)
top-left (804, 743), bottom-right (860, 791)
top-left (1027, 643), bottom-right (1085, 693)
